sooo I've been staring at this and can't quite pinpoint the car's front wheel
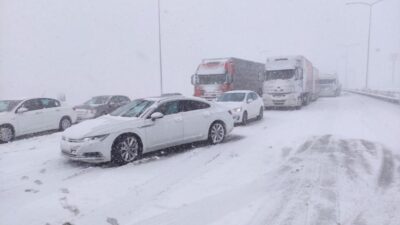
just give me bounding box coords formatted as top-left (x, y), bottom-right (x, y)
top-left (59, 117), bottom-right (72, 131)
top-left (208, 122), bottom-right (226, 145)
top-left (257, 107), bottom-right (264, 120)
top-left (0, 125), bottom-right (14, 143)
top-left (112, 134), bottom-right (142, 165)
top-left (242, 111), bottom-right (248, 126)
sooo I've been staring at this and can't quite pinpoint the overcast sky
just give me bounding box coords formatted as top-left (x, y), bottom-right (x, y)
top-left (1, 0), bottom-right (399, 104)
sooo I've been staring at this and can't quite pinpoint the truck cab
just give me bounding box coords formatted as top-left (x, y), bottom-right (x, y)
top-left (191, 59), bottom-right (234, 101)
top-left (319, 74), bottom-right (341, 97)
top-left (261, 56), bottom-right (313, 109)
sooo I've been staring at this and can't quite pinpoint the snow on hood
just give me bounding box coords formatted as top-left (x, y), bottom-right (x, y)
top-left (63, 115), bottom-right (140, 139)
top-left (216, 101), bottom-right (243, 110)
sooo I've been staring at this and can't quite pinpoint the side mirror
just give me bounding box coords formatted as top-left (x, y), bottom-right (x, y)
top-left (17, 107), bottom-right (28, 114)
top-left (150, 112), bottom-right (164, 121)
top-left (247, 99), bottom-right (254, 104)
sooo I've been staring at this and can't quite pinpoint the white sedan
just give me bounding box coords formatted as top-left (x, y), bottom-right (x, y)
top-left (0, 98), bottom-right (77, 143)
top-left (216, 90), bottom-right (264, 125)
top-left (60, 95), bottom-right (234, 165)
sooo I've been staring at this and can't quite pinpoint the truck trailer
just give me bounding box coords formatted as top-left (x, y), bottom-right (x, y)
top-left (319, 73), bottom-right (341, 97)
top-left (191, 58), bottom-right (265, 100)
top-left (260, 55), bottom-right (316, 109)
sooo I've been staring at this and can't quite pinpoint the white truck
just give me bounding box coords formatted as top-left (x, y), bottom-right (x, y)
top-left (319, 73), bottom-right (341, 97)
top-left (191, 58), bottom-right (264, 100)
top-left (260, 55), bottom-right (316, 109)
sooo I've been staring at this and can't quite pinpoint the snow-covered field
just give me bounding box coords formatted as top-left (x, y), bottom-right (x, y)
top-left (1, 93), bottom-right (400, 225)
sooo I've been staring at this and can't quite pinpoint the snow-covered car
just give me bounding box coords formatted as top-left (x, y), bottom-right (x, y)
top-left (73, 95), bottom-right (131, 122)
top-left (216, 90), bottom-right (264, 125)
top-left (61, 95), bottom-right (234, 165)
top-left (0, 98), bottom-right (77, 143)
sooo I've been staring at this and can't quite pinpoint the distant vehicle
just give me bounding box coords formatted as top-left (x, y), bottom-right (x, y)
top-left (61, 95), bottom-right (234, 165)
top-left (319, 74), bottom-right (341, 97)
top-left (260, 55), bottom-right (316, 109)
top-left (217, 90), bottom-right (264, 125)
top-left (0, 98), bottom-right (77, 143)
top-left (74, 95), bottom-right (131, 122)
top-left (191, 58), bottom-right (265, 100)
top-left (312, 67), bottom-right (321, 101)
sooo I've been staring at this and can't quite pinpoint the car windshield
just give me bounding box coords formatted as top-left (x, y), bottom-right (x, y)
top-left (217, 93), bottom-right (246, 102)
top-left (110, 99), bottom-right (154, 117)
top-left (266, 70), bottom-right (295, 80)
top-left (84, 96), bottom-right (110, 105)
top-left (0, 100), bottom-right (22, 112)
top-left (197, 74), bottom-right (226, 85)
top-left (319, 79), bottom-right (336, 84)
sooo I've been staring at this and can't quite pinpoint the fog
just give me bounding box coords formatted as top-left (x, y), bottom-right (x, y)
top-left (1, 0), bottom-right (399, 104)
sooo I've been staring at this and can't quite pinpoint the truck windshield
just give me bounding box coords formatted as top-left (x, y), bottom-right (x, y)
top-left (217, 93), bottom-right (246, 102)
top-left (197, 74), bottom-right (226, 85)
top-left (110, 99), bottom-right (154, 117)
top-left (319, 79), bottom-right (335, 84)
top-left (0, 100), bottom-right (22, 112)
top-left (265, 70), bottom-right (294, 80)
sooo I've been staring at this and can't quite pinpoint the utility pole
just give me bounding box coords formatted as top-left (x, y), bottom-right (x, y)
top-left (157, 0), bottom-right (164, 94)
top-left (346, 0), bottom-right (384, 89)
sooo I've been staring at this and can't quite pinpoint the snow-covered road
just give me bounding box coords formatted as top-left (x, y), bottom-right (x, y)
top-left (1, 93), bottom-right (399, 225)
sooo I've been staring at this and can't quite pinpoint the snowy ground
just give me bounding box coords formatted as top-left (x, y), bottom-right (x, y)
top-left (1, 93), bottom-right (400, 225)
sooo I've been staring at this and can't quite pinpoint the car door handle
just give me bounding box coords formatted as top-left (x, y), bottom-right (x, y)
top-left (35, 111), bottom-right (43, 115)
top-left (55, 109), bottom-right (60, 112)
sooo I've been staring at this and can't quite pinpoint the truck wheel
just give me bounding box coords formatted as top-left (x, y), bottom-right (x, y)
top-left (242, 112), bottom-right (248, 126)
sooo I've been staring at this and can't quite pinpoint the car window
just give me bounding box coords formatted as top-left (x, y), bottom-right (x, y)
top-left (251, 92), bottom-right (258, 100)
top-left (40, 98), bottom-right (60, 108)
top-left (246, 93), bottom-right (252, 101)
top-left (21, 99), bottom-right (43, 111)
top-left (119, 96), bottom-right (130, 103)
top-left (154, 101), bottom-right (181, 116)
top-left (110, 96), bottom-right (119, 104)
top-left (181, 100), bottom-right (210, 112)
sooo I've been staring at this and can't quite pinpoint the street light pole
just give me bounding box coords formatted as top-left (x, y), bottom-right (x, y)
top-left (157, 0), bottom-right (164, 95)
top-left (346, 0), bottom-right (384, 89)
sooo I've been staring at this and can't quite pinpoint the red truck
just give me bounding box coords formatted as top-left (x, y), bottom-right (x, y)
top-left (191, 58), bottom-right (264, 100)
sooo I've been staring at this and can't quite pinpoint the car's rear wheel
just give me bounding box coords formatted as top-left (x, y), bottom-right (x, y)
top-left (59, 117), bottom-right (72, 131)
top-left (257, 108), bottom-right (264, 120)
top-left (0, 125), bottom-right (14, 143)
top-left (112, 134), bottom-right (142, 165)
top-left (208, 122), bottom-right (225, 145)
top-left (242, 111), bottom-right (248, 126)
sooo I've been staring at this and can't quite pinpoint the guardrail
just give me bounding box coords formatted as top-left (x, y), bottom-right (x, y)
top-left (346, 89), bottom-right (400, 104)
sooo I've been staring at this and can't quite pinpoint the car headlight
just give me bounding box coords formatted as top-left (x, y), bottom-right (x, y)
top-left (81, 134), bottom-right (109, 142)
top-left (232, 107), bottom-right (242, 113)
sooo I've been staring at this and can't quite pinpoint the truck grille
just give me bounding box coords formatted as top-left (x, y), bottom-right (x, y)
top-left (272, 100), bottom-right (286, 105)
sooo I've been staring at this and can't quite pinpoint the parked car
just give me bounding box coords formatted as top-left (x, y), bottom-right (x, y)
top-left (61, 95), bottom-right (234, 165)
top-left (216, 90), bottom-right (264, 125)
top-left (0, 98), bottom-right (77, 143)
top-left (73, 95), bottom-right (131, 122)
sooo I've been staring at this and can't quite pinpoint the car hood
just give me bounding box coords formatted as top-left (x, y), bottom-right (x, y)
top-left (62, 115), bottom-right (141, 139)
top-left (216, 102), bottom-right (244, 110)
